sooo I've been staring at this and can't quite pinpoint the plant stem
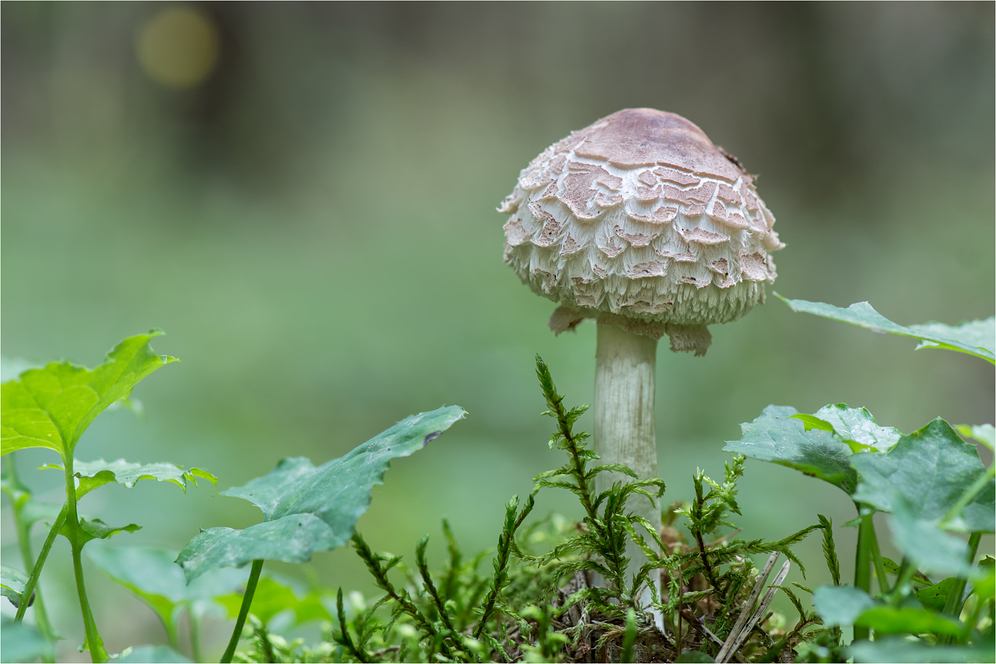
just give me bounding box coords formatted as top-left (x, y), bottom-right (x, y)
top-left (937, 531), bottom-right (982, 645)
top-left (63, 457), bottom-right (108, 663)
top-left (166, 619), bottom-right (179, 652)
top-left (14, 505), bottom-right (66, 624)
top-left (864, 518), bottom-right (889, 595)
top-left (852, 509), bottom-right (874, 641)
top-left (694, 523), bottom-right (721, 599)
top-left (593, 323), bottom-right (662, 611)
top-left (890, 558), bottom-right (918, 602)
top-left (4, 457), bottom-right (57, 662)
top-left (189, 608), bottom-right (202, 663)
top-left (221, 559), bottom-right (264, 664)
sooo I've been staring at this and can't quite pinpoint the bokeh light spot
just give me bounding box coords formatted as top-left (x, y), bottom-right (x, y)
top-left (136, 6), bottom-right (220, 89)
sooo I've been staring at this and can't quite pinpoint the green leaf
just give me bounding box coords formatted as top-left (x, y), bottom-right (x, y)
top-left (777, 295), bottom-right (995, 363)
top-left (675, 651), bottom-right (715, 662)
top-left (0, 617), bottom-right (53, 663)
top-left (724, 405), bottom-right (858, 495)
top-left (849, 637), bottom-right (995, 663)
top-left (9, 496), bottom-right (61, 529)
top-left (1, 331), bottom-right (177, 459)
top-left (888, 499), bottom-right (981, 579)
top-left (791, 414), bottom-right (836, 433)
top-left (88, 543), bottom-right (247, 640)
top-left (916, 578), bottom-right (963, 612)
top-left (956, 424), bottom-right (995, 451)
top-left (816, 585), bottom-right (965, 636)
top-left (883, 557), bottom-right (933, 587)
top-left (1, 565), bottom-right (29, 609)
top-left (807, 404), bottom-right (901, 453)
top-left (1, 461), bottom-right (63, 530)
top-left (851, 419), bottom-right (994, 533)
top-left (41, 458), bottom-right (216, 498)
top-left (813, 585), bottom-right (877, 626)
top-left (61, 518), bottom-right (141, 546)
top-left (89, 545), bottom-right (180, 634)
top-left (972, 563), bottom-right (995, 601)
top-left (855, 606), bottom-right (963, 636)
top-left (909, 319), bottom-right (996, 359)
top-left (117, 646), bottom-right (192, 663)
top-left (216, 575), bottom-right (331, 625)
top-left (176, 405), bottom-right (466, 582)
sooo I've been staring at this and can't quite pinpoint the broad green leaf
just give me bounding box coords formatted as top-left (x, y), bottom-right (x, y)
top-left (41, 458), bottom-right (217, 498)
top-left (1, 331), bottom-right (178, 459)
top-left (0, 618), bottom-right (53, 663)
top-left (216, 575), bottom-right (331, 625)
top-left (88, 543), bottom-right (246, 640)
top-left (916, 578), bottom-right (963, 612)
top-left (61, 518), bottom-right (141, 546)
top-left (777, 295), bottom-right (995, 364)
top-left (957, 424), bottom-right (995, 451)
top-left (1, 565), bottom-right (28, 608)
top-left (723, 405), bottom-right (858, 494)
top-left (88, 545), bottom-right (178, 635)
top-left (117, 646), bottom-right (192, 663)
top-left (855, 606), bottom-right (963, 636)
top-left (813, 585), bottom-right (876, 626)
top-left (176, 405), bottom-right (466, 582)
top-left (888, 499), bottom-right (981, 579)
top-left (808, 404), bottom-right (901, 453)
top-left (851, 419), bottom-right (994, 533)
top-left (849, 637), bottom-right (995, 663)
top-left (910, 319), bottom-right (996, 359)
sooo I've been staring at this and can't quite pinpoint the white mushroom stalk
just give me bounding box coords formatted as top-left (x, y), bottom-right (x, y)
top-left (498, 108), bottom-right (783, 612)
top-left (593, 321), bottom-right (659, 597)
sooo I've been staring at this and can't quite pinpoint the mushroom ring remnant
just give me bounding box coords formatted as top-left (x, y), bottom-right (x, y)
top-left (498, 108), bottom-right (783, 355)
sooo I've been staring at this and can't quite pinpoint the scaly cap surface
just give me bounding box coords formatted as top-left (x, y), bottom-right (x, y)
top-left (498, 108), bottom-right (783, 352)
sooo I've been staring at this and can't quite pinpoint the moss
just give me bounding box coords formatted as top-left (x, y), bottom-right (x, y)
top-left (234, 356), bottom-right (830, 663)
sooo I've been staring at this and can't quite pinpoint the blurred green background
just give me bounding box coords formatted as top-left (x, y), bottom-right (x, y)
top-left (2, 2), bottom-right (993, 660)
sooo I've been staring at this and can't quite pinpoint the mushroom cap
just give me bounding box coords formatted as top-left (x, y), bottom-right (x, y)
top-left (498, 108), bottom-right (783, 340)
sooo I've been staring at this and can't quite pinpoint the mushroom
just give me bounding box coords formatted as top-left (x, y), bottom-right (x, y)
top-left (498, 108), bottom-right (782, 605)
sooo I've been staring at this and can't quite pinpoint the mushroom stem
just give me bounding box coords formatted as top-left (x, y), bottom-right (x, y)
top-left (593, 322), bottom-right (662, 610)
